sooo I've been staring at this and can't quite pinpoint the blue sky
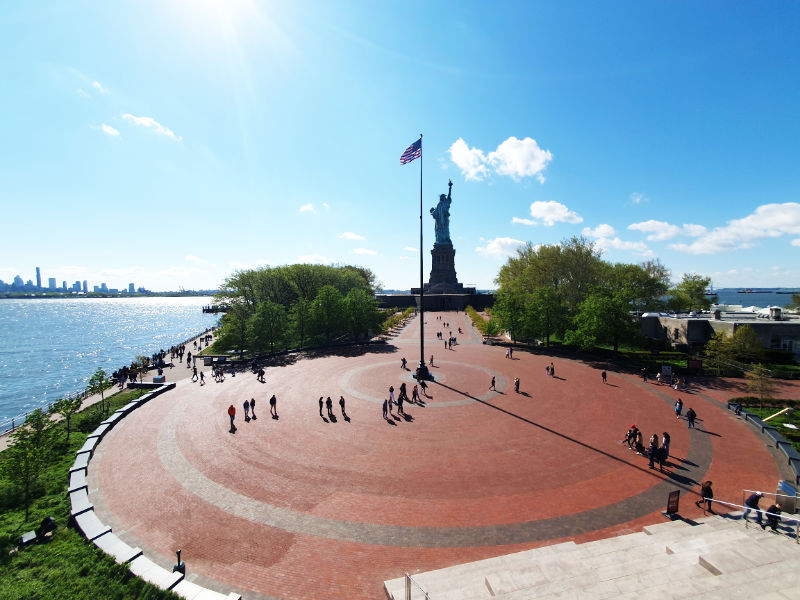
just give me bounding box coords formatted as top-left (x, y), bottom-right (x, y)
top-left (2, 1), bottom-right (799, 291)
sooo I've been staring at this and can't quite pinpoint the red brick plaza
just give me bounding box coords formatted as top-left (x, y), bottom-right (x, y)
top-left (88, 311), bottom-right (795, 599)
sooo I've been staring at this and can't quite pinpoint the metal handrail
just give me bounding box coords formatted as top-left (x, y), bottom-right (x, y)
top-left (699, 498), bottom-right (800, 544)
top-left (405, 572), bottom-right (431, 600)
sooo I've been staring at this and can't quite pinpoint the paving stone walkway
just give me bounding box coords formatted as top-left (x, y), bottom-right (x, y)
top-left (87, 311), bottom-right (792, 599)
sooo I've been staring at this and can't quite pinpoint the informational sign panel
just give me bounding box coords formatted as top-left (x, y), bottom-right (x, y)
top-left (666, 490), bottom-right (680, 515)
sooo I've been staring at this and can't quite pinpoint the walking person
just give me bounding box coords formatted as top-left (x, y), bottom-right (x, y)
top-left (765, 503), bottom-right (782, 531)
top-left (250, 397), bottom-right (256, 420)
top-left (412, 384), bottom-right (419, 404)
top-left (675, 398), bottom-right (683, 419)
top-left (192, 366), bottom-right (198, 382)
top-left (550, 362), bottom-right (555, 377)
top-left (326, 396), bottom-right (334, 420)
top-left (401, 357), bottom-right (407, 370)
top-left (744, 492), bottom-right (764, 526)
top-left (199, 371), bottom-right (205, 386)
top-left (514, 377), bottom-right (520, 393)
top-left (429, 355), bottom-right (434, 367)
top-left (382, 397), bottom-right (389, 420)
top-left (686, 407), bottom-right (697, 429)
top-left (696, 481), bottom-right (714, 513)
top-left (227, 404), bottom-right (236, 433)
top-left (601, 370), bottom-right (607, 384)
top-left (243, 399), bottom-right (250, 422)
top-left (269, 394), bottom-right (277, 418)
top-left (339, 395), bottom-right (347, 419)
top-left (419, 378), bottom-right (428, 397)
top-left (490, 376), bottom-right (496, 391)
top-left (319, 396), bottom-right (324, 419)
top-left (647, 434), bottom-right (659, 469)
top-left (661, 431), bottom-right (671, 461)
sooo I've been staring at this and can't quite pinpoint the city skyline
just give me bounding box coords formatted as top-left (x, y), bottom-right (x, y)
top-left (2, 2), bottom-right (800, 292)
top-left (0, 266), bottom-right (154, 294)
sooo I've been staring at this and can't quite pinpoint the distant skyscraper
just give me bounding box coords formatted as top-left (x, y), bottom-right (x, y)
top-left (62, 281), bottom-right (67, 291)
top-left (36, 267), bottom-right (41, 289)
top-left (82, 280), bottom-right (88, 293)
top-left (129, 283), bottom-right (135, 293)
top-left (12, 275), bottom-right (23, 288)
top-left (100, 283), bottom-right (108, 293)
top-left (48, 277), bottom-right (56, 290)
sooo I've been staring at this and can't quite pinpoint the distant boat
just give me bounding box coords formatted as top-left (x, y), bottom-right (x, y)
top-left (776, 291), bottom-right (797, 294)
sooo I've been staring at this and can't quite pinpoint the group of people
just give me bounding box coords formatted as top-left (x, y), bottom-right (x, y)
top-left (319, 395), bottom-right (348, 422)
top-left (227, 395), bottom-right (279, 433)
top-left (674, 398), bottom-right (697, 428)
top-left (621, 425), bottom-right (671, 471)
top-left (383, 381), bottom-right (426, 422)
top-left (744, 491), bottom-right (783, 531)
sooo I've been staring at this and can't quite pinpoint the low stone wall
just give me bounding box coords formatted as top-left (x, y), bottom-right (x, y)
top-left (68, 382), bottom-right (241, 600)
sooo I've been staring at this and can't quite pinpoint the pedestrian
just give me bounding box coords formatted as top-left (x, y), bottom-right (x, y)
top-left (250, 397), bottom-right (256, 420)
top-left (550, 362), bottom-right (555, 377)
top-left (227, 404), bottom-right (236, 433)
top-left (505, 348), bottom-right (510, 359)
top-left (339, 395), bottom-right (347, 418)
top-left (641, 367), bottom-right (648, 382)
top-left (686, 407), bottom-right (697, 429)
top-left (243, 399), bottom-right (250, 422)
top-left (429, 355), bottom-right (434, 367)
top-left (319, 396), bottom-right (324, 418)
top-left (326, 396), bottom-right (334, 420)
top-left (269, 394), bottom-right (277, 418)
top-left (635, 430), bottom-right (645, 455)
top-left (490, 376), bottom-right (496, 391)
top-left (744, 492), bottom-right (764, 526)
top-left (192, 366), bottom-right (198, 382)
top-left (382, 397), bottom-right (388, 420)
top-left (765, 503), bottom-right (782, 531)
top-left (412, 384), bottom-right (419, 403)
top-left (199, 371), bottom-right (205, 385)
top-left (509, 347), bottom-right (513, 359)
top-left (546, 364), bottom-right (550, 377)
top-left (514, 377), bottom-right (520, 393)
top-left (621, 424), bottom-right (638, 449)
top-left (419, 378), bottom-right (428, 397)
top-left (647, 434), bottom-right (659, 469)
top-left (401, 357), bottom-right (407, 370)
top-left (601, 370), bottom-right (607, 384)
top-left (696, 480), bottom-right (714, 513)
top-left (661, 431), bottom-right (670, 461)
top-left (389, 386), bottom-right (395, 410)
top-left (675, 398), bottom-right (683, 419)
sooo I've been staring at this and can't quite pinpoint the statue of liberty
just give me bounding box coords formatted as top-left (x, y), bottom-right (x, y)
top-left (430, 179), bottom-right (453, 245)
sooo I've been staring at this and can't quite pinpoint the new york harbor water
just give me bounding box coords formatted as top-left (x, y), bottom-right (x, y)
top-left (0, 296), bottom-right (219, 425)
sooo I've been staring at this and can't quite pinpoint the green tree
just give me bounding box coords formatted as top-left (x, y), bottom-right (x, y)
top-left (564, 290), bottom-right (636, 351)
top-left (492, 289), bottom-right (527, 343)
top-left (311, 285), bottom-right (345, 342)
top-left (343, 288), bottom-right (380, 340)
top-left (87, 367), bottom-right (112, 415)
top-left (50, 395), bottom-right (83, 443)
top-left (704, 325), bottom-right (764, 364)
top-left (214, 304), bottom-right (250, 357)
top-left (289, 297), bottom-right (312, 348)
top-left (0, 408), bottom-right (53, 520)
top-left (132, 355), bottom-right (150, 384)
top-left (745, 363), bottom-right (774, 411)
top-left (668, 273), bottom-right (715, 312)
top-left (248, 300), bottom-right (288, 354)
top-left (524, 286), bottom-right (568, 346)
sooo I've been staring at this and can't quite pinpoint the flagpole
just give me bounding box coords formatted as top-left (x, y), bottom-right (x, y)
top-left (418, 134), bottom-right (427, 379)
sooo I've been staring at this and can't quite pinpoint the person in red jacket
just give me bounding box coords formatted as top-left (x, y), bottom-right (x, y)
top-left (227, 404), bottom-right (236, 433)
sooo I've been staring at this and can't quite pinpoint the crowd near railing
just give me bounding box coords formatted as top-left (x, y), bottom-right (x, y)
top-left (696, 491), bottom-right (800, 544)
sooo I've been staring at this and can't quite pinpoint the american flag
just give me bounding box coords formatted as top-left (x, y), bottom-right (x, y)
top-left (400, 138), bottom-right (422, 164)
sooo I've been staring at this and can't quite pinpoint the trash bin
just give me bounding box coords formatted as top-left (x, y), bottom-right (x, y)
top-left (777, 480), bottom-right (798, 514)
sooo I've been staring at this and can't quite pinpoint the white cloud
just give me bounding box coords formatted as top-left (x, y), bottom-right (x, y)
top-left (321, 202), bottom-right (330, 210)
top-left (475, 237), bottom-right (525, 258)
top-left (681, 224), bottom-right (708, 237)
top-left (339, 232), bottom-right (365, 240)
top-left (121, 113), bottom-right (182, 141)
top-left (297, 254), bottom-right (332, 264)
top-left (77, 88), bottom-right (90, 99)
top-left (582, 224), bottom-right (616, 238)
top-left (448, 138), bottom-right (489, 181)
top-left (792, 239), bottom-right (800, 247)
top-left (403, 246), bottom-right (417, 252)
top-left (526, 201), bottom-right (582, 226)
top-left (449, 136), bottom-right (552, 182)
top-left (630, 192), bottom-right (647, 204)
top-left (488, 136), bottom-right (553, 183)
top-left (511, 217), bottom-right (537, 226)
top-left (92, 81), bottom-right (109, 94)
top-left (352, 248), bottom-right (377, 255)
top-left (669, 202), bottom-right (800, 254)
top-left (99, 124), bottom-right (120, 137)
top-left (594, 237), bottom-right (649, 253)
top-left (628, 219), bottom-right (681, 241)
top-left (299, 204), bottom-right (314, 212)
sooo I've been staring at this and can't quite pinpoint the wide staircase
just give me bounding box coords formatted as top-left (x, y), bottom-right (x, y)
top-left (384, 513), bottom-right (800, 599)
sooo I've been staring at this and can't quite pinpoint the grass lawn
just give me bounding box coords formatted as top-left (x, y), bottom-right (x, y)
top-left (0, 388), bottom-right (178, 600)
top-left (737, 401), bottom-right (800, 454)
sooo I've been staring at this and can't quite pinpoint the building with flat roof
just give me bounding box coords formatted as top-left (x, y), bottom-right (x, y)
top-left (642, 308), bottom-right (800, 355)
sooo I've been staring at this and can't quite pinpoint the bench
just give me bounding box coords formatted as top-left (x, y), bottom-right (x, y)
top-left (73, 510), bottom-right (111, 541)
top-left (128, 555), bottom-right (184, 590)
top-left (70, 452), bottom-right (90, 473)
top-left (93, 531), bottom-right (143, 564)
top-left (68, 468), bottom-right (88, 493)
top-left (69, 488), bottom-right (93, 516)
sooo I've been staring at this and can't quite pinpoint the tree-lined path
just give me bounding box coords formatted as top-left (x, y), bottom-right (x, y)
top-left (88, 311), bottom-right (789, 599)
